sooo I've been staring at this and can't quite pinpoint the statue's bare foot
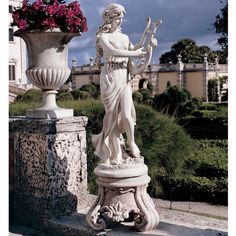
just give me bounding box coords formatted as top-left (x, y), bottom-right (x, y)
top-left (99, 159), bottom-right (110, 165)
top-left (110, 155), bottom-right (122, 165)
top-left (128, 142), bottom-right (140, 158)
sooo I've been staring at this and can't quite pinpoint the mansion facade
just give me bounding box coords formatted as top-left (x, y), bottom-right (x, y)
top-left (71, 55), bottom-right (228, 102)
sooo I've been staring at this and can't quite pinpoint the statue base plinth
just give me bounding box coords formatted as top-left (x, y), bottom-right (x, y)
top-left (86, 161), bottom-right (159, 232)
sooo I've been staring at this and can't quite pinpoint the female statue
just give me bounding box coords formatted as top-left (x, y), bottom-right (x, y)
top-left (92, 3), bottom-right (157, 165)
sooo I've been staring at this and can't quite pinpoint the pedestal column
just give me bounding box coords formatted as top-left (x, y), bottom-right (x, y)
top-left (9, 116), bottom-right (88, 224)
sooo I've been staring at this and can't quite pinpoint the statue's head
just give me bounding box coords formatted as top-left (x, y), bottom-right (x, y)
top-left (103, 3), bottom-right (126, 24)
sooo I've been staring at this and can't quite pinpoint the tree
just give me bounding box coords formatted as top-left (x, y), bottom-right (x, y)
top-left (214, 1), bottom-right (228, 52)
top-left (159, 38), bottom-right (217, 64)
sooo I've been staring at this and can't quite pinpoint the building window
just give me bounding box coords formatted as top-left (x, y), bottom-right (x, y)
top-left (9, 65), bottom-right (16, 81)
top-left (9, 5), bottom-right (13, 13)
top-left (9, 28), bottom-right (14, 41)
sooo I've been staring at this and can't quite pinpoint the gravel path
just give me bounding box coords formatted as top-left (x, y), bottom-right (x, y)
top-left (153, 198), bottom-right (228, 231)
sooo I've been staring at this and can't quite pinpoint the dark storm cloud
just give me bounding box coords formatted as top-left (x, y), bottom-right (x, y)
top-left (68, 0), bottom-right (222, 66)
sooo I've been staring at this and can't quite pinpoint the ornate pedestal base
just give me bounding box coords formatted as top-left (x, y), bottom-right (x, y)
top-left (86, 160), bottom-right (159, 232)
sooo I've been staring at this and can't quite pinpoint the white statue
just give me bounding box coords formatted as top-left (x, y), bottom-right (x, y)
top-left (92, 3), bottom-right (158, 165)
top-left (86, 4), bottom-right (161, 231)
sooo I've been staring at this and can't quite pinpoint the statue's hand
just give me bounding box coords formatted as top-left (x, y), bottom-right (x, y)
top-left (150, 37), bottom-right (158, 48)
top-left (136, 47), bottom-right (147, 57)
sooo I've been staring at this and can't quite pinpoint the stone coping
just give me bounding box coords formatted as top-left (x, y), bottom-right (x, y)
top-left (9, 116), bottom-right (88, 134)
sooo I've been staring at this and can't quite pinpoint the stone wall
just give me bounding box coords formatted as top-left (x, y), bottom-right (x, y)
top-left (9, 116), bottom-right (89, 224)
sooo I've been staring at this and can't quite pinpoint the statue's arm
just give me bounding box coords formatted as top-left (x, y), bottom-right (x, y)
top-left (99, 34), bottom-right (146, 58)
top-left (128, 46), bottom-right (153, 75)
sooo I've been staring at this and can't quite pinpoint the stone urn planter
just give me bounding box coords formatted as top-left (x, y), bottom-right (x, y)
top-left (14, 29), bottom-right (80, 119)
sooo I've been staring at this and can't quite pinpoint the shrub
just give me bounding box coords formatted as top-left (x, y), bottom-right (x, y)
top-left (178, 116), bottom-right (228, 139)
top-left (208, 79), bottom-right (218, 101)
top-left (152, 85), bottom-right (202, 117)
top-left (15, 89), bottom-right (42, 103)
top-left (71, 89), bottom-right (91, 100)
top-left (147, 82), bottom-right (154, 92)
top-left (57, 92), bottom-right (74, 102)
top-left (79, 83), bottom-right (100, 99)
top-left (155, 174), bottom-right (227, 205)
top-left (132, 91), bottom-right (143, 103)
top-left (198, 103), bottom-right (217, 111)
top-left (9, 102), bottom-right (41, 116)
top-left (139, 88), bottom-right (152, 102)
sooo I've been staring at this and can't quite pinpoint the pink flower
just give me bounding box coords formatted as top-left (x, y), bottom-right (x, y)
top-left (57, 4), bottom-right (67, 17)
top-left (42, 17), bottom-right (57, 28)
top-left (69, 26), bottom-right (75, 33)
top-left (74, 18), bottom-right (81, 26)
top-left (47, 5), bottom-right (54, 15)
top-left (22, 0), bottom-right (28, 11)
top-left (12, 12), bottom-right (20, 21)
top-left (32, 0), bottom-right (42, 10)
top-left (82, 18), bottom-right (88, 32)
top-left (22, 0), bottom-right (28, 8)
top-left (66, 18), bottom-right (74, 26)
top-left (67, 9), bottom-right (74, 18)
top-left (11, 0), bottom-right (88, 34)
top-left (69, 1), bottom-right (80, 14)
top-left (49, 2), bottom-right (60, 15)
top-left (18, 19), bottom-right (27, 30)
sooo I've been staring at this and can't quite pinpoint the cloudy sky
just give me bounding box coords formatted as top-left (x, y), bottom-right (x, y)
top-left (68, 0), bottom-right (223, 67)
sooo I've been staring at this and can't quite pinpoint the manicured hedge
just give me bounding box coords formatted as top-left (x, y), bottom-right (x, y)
top-left (178, 117), bottom-right (228, 139)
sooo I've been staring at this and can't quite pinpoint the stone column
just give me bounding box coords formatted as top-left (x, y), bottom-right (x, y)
top-left (176, 54), bottom-right (184, 87)
top-left (203, 53), bottom-right (209, 102)
top-left (9, 116), bottom-right (88, 224)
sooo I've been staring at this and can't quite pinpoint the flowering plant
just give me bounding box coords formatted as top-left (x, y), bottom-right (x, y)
top-left (11, 0), bottom-right (88, 33)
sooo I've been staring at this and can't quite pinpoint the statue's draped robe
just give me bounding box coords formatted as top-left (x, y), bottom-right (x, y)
top-left (92, 42), bottom-right (136, 162)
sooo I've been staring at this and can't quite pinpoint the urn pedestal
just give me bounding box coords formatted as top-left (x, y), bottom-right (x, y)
top-left (86, 159), bottom-right (159, 232)
top-left (15, 29), bottom-right (80, 119)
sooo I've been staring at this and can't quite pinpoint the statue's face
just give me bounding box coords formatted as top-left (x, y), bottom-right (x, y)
top-left (111, 17), bottom-right (122, 30)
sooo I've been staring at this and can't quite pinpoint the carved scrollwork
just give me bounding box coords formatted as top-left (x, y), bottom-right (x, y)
top-left (99, 201), bottom-right (129, 222)
top-left (86, 186), bottom-right (107, 230)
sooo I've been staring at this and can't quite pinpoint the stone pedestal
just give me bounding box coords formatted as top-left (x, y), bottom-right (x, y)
top-left (9, 116), bottom-right (88, 224)
top-left (86, 159), bottom-right (159, 232)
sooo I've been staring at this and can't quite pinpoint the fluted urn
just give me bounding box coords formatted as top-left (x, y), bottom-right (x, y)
top-left (14, 29), bottom-right (80, 119)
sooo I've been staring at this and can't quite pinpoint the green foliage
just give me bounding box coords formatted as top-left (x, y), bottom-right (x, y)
top-left (190, 104), bottom-right (227, 119)
top-left (214, 1), bottom-right (228, 52)
top-left (153, 85), bottom-right (201, 117)
top-left (79, 83), bottom-right (100, 99)
top-left (139, 88), bottom-right (152, 101)
top-left (198, 103), bottom-right (217, 111)
top-left (155, 174), bottom-right (227, 204)
top-left (147, 82), bottom-right (154, 92)
top-left (154, 138), bottom-right (228, 204)
top-left (71, 89), bottom-right (91, 100)
top-left (9, 102), bottom-right (41, 116)
top-left (159, 38), bottom-right (218, 64)
top-left (208, 79), bottom-right (218, 101)
top-left (132, 91), bottom-right (143, 103)
top-left (188, 139), bottom-right (228, 178)
top-left (15, 89), bottom-right (42, 103)
top-left (57, 92), bottom-right (74, 102)
top-left (135, 105), bottom-right (193, 177)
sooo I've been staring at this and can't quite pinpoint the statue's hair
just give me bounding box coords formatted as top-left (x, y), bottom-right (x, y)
top-left (95, 3), bottom-right (126, 66)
